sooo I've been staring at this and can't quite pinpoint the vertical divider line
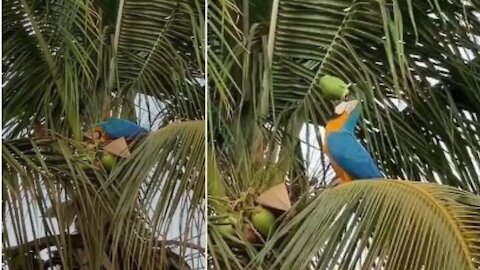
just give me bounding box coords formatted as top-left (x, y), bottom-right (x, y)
top-left (204, 0), bottom-right (209, 268)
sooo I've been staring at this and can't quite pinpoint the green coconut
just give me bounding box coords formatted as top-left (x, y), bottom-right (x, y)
top-left (252, 206), bottom-right (276, 236)
top-left (101, 152), bottom-right (117, 172)
top-left (318, 75), bottom-right (349, 100)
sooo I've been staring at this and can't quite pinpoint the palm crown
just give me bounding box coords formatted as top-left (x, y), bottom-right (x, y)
top-left (3, 0), bottom-right (206, 269)
top-left (208, 0), bottom-right (480, 269)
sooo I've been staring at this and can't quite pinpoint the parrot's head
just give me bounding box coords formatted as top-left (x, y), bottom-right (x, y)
top-left (326, 100), bottom-right (360, 132)
top-left (93, 126), bottom-right (103, 140)
top-left (92, 123), bottom-right (110, 144)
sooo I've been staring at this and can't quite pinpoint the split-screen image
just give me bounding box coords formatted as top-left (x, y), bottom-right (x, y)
top-left (3, 0), bottom-right (480, 269)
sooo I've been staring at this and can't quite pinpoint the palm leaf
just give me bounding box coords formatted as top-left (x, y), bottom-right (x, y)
top-left (3, 0), bottom-right (99, 138)
top-left (3, 121), bottom-right (206, 269)
top-left (3, 137), bottom-right (113, 268)
top-left (115, 0), bottom-right (205, 119)
top-left (257, 180), bottom-right (480, 269)
top-left (107, 120), bottom-right (206, 269)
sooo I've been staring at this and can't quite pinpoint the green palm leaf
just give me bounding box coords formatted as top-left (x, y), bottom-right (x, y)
top-left (3, 121), bottom-right (206, 269)
top-left (3, 137), bottom-right (113, 268)
top-left (259, 180), bottom-right (480, 269)
top-left (3, 0), bottom-right (99, 138)
top-left (107, 120), bottom-right (205, 268)
top-left (115, 0), bottom-right (205, 119)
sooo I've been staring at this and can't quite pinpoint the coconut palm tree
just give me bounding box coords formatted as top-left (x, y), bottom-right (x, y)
top-left (207, 0), bottom-right (480, 269)
top-left (3, 0), bottom-right (205, 269)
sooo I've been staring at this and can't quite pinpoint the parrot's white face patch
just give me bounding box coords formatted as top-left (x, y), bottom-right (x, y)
top-left (334, 102), bottom-right (347, 115)
top-left (344, 100), bottom-right (359, 113)
top-left (334, 100), bottom-right (359, 115)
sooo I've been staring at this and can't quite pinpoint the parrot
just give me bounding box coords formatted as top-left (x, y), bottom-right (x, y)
top-left (93, 118), bottom-right (148, 143)
top-left (323, 100), bottom-right (382, 183)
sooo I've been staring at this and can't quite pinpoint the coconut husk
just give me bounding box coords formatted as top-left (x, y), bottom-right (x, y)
top-left (103, 137), bottom-right (131, 158)
top-left (255, 183), bottom-right (292, 211)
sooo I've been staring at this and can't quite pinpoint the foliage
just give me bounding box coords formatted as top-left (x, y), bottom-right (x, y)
top-left (208, 0), bottom-right (480, 269)
top-left (3, 0), bottom-right (205, 269)
top-left (260, 181), bottom-right (480, 269)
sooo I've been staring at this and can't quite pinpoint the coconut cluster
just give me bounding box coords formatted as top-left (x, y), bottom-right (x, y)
top-left (214, 205), bottom-right (277, 243)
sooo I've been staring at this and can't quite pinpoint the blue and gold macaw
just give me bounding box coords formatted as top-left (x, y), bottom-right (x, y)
top-left (93, 118), bottom-right (148, 143)
top-left (324, 100), bottom-right (382, 183)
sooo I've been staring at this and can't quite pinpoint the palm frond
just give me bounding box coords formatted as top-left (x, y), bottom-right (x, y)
top-left (3, 0), bottom-right (100, 138)
top-left (3, 121), bottom-right (206, 269)
top-left (258, 180), bottom-right (480, 270)
top-left (107, 120), bottom-right (206, 269)
top-left (115, 0), bottom-right (205, 119)
top-left (3, 137), bottom-right (113, 268)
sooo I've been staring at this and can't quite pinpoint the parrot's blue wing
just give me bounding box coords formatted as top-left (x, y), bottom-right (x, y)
top-left (327, 132), bottom-right (382, 179)
top-left (100, 118), bottom-right (148, 139)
